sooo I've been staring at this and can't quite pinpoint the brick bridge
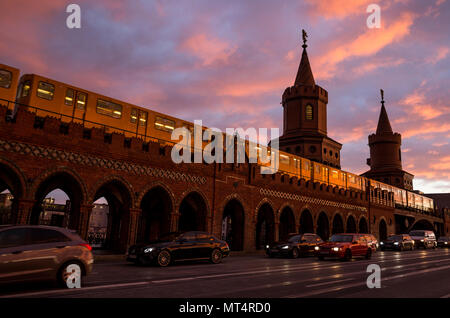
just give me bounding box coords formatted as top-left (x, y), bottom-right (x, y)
top-left (0, 105), bottom-right (447, 252)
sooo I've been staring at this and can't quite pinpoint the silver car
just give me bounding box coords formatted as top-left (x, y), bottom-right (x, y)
top-left (0, 225), bottom-right (93, 288)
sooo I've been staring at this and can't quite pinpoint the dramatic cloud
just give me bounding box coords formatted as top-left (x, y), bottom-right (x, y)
top-left (0, 0), bottom-right (449, 194)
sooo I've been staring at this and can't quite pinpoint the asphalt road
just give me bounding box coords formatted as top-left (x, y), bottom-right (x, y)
top-left (1, 248), bottom-right (450, 298)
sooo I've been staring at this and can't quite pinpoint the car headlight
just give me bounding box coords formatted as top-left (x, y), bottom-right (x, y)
top-left (281, 245), bottom-right (289, 249)
top-left (420, 239), bottom-right (424, 242)
top-left (380, 242), bottom-right (384, 245)
top-left (266, 245), bottom-right (270, 249)
top-left (445, 242), bottom-right (448, 245)
top-left (394, 242), bottom-right (399, 245)
top-left (144, 247), bottom-right (154, 253)
top-left (332, 247), bottom-right (340, 252)
top-left (314, 246), bottom-right (320, 251)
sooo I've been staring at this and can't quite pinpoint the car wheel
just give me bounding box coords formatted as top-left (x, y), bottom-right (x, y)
top-left (291, 248), bottom-right (299, 259)
top-left (318, 255), bottom-right (325, 261)
top-left (365, 248), bottom-right (372, 259)
top-left (157, 250), bottom-right (171, 267)
top-left (58, 261), bottom-right (83, 288)
top-left (267, 252), bottom-right (274, 258)
top-left (210, 248), bottom-right (223, 264)
top-left (343, 249), bottom-right (352, 261)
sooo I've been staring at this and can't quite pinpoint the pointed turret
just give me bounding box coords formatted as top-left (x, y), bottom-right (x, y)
top-left (294, 45), bottom-right (315, 86)
top-left (376, 91), bottom-right (393, 135)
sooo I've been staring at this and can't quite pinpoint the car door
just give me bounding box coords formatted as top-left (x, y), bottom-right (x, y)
top-left (174, 232), bottom-right (197, 260)
top-left (193, 233), bottom-right (214, 259)
top-left (0, 227), bottom-right (29, 283)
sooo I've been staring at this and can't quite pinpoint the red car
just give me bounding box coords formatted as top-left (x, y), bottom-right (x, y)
top-left (316, 233), bottom-right (372, 261)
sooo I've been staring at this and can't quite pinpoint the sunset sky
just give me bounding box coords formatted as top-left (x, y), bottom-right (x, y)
top-left (0, 0), bottom-right (449, 199)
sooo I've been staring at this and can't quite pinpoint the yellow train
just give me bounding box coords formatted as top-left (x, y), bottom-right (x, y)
top-left (0, 63), bottom-right (434, 213)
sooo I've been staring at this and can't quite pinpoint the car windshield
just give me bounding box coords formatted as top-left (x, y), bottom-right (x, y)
top-left (410, 231), bottom-right (425, 237)
top-left (288, 235), bottom-right (301, 242)
top-left (330, 235), bottom-right (353, 242)
top-left (387, 235), bottom-right (402, 241)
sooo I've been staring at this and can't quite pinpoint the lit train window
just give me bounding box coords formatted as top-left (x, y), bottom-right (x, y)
top-left (303, 161), bottom-right (309, 171)
top-left (155, 116), bottom-right (175, 133)
top-left (280, 154), bottom-right (290, 165)
top-left (76, 92), bottom-right (87, 110)
top-left (0, 69), bottom-right (12, 88)
top-left (65, 88), bottom-right (74, 106)
top-left (96, 99), bottom-right (122, 119)
top-left (305, 104), bottom-right (313, 120)
top-left (37, 81), bottom-right (54, 100)
top-left (139, 110), bottom-right (147, 127)
top-left (19, 80), bottom-right (31, 97)
top-left (332, 170), bottom-right (338, 179)
top-left (130, 109), bottom-right (138, 124)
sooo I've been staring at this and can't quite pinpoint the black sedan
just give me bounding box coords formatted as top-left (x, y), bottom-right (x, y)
top-left (127, 231), bottom-right (230, 267)
top-left (266, 233), bottom-right (323, 258)
top-left (380, 234), bottom-right (415, 251)
top-left (437, 236), bottom-right (450, 248)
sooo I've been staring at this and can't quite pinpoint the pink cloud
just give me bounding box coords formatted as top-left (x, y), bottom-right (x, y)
top-left (180, 34), bottom-right (237, 66)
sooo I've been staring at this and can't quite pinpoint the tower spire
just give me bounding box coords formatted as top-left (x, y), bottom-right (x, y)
top-left (376, 89), bottom-right (393, 135)
top-left (294, 29), bottom-right (315, 86)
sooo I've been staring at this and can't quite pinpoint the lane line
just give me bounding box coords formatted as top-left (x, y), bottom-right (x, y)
top-left (306, 278), bottom-right (355, 288)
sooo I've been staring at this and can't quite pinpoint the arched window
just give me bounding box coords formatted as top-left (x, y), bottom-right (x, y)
top-left (305, 104), bottom-right (313, 120)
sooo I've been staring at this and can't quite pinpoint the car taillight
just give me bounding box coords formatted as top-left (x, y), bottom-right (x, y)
top-left (79, 243), bottom-right (92, 251)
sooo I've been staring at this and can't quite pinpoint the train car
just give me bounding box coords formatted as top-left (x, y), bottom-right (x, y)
top-left (14, 73), bottom-right (202, 146)
top-left (0, 63), bottom-right (20, 109)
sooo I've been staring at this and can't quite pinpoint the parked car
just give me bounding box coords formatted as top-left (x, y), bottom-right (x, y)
top-left (316, 233), bottom-right (372, 261)
top-left (0, 225), bottom-right (93, 288)
top-left (362, 234), bottom-right (379, 252)
top-left (127, 231), bottom-right (230, 267)
top-left (437, 236), bottom-right (450, 248)
top-left (380, 234), bottom-right (415, 251)
top-left (265, 233), bottom-right (323, 258)
top-left (409, 230), bottom-right (437, 249)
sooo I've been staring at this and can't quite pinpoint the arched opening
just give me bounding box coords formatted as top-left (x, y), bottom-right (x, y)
top-left (279, 207), bottom-right (295, 241)
top-left (410, 219), bottom-right (434, 231)
top-left (379, 219), bottom-right (388, 241)
top-left (359, 217), bottom-right (368, 233)
top-left (316, 212), bottom-right (329, 240)
top-left (255, 203), bottom-right (275, 249)
top-left (0, 163), bottom-right (24, 224)
top-left (221, 199), bottom-right (245, 251)
top-left (178, 192), bottom-right (208, 232)
top-left (30, 172), bottom-right (84, 231)
top-left (346, 215), bottom-right (356, 233)
top-left (139, 186), bottom-right (172, 243)
top-left (332, 214), bottom-right (344, 234)
top-left (299, 209), bottom-right (314, 234)
top-left (91, 179), bottom-right (132, 252)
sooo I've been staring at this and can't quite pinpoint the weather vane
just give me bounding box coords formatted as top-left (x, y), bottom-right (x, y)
top-left (302, 29), bottom-right (308, 48)
top-left (380, 89), bottom-right (385, 104)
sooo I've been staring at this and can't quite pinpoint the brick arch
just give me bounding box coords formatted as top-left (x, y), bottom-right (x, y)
top-left (377, 216), bottom-right (389, 240)
top-left (29, 166), bottom-right (88, 203)
top-left (136, 181), bottom-right (176, 211)
top-left (358, 215), bottom-right (369, 233)
top-left (254, 198), bottom-right (276, 222)
top-left (0, 156), bottom-right (28, 198)
top-left (177, 188), bottom-right (211, 232)
top-left (331, 211), bottom-right (345, 234)
top-left (218, 193), bottom-right (249, 217)
top-left (345, 213), bottom-right (357, 233)
top-left (298, 206), bottom-right (315, 234)
top-left (278, 203), bottom-right (296, 240)
top-left (277, 202), bottom-right (296, 224)
top-left (177, 187), bottom-right (211, 219)
top-left (88, 174), bottom-right (136, 208)
top-left (219, 193), bottom-right (247, 251)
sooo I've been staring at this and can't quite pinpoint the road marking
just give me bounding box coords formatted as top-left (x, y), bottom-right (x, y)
top-left (286, 263), bottom-right (450, 298)
top-left (305, 278), bottom-right (355, 288)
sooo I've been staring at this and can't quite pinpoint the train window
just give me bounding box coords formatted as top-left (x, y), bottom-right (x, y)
top-left (0, 69), bottom-right (12, 88)
top-left (18, 80), bottom-right (31, 98)
top-left (303, 161), bottom-right (309, 171)
top-left (96, 99), bottom-right (122, 119)
top-left (280, 154), bottom-right (289, 165)
top-left (139, 110), bottom-right (148, 127)
top-left (155, 116), bottom-right (175, 133)
top-left (76, 92), bottom-right (87, 110)
top-left (37, 81), bottom-right (55, 100)
top-left (332, 170), bottom-right (338, 179)
top-left (130, 109), bottom-right (138, 124)
top-left (65, 88), bottom-right (74, 106)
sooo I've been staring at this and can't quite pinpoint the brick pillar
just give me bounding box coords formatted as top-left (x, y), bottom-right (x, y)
top-left (127, 208), bottom-right (142, 248)
top-left (15, 199), bottom-right (36, 224)
top-left (170, 212), bottom-right (179, 232)
top-left (78, 204), bottom-right (93, 240)
top-left (274, 221), bottom-right (279, 243)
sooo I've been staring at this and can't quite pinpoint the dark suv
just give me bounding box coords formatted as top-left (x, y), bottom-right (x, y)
top-left (380, 234), bottom-right (415, 251)
top-left (0, 225), bottom-right (93, 288)
top-left (409, 230), bottom-right (437, 249)
top-left (127, 231), bottom-right (230, 267)
top-left (266, 233), bottom-right (323, 258)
